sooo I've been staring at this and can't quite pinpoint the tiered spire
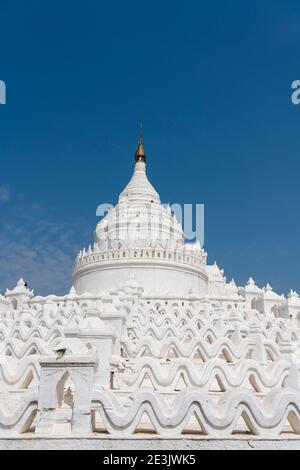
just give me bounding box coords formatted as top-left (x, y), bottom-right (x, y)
top-left (119, 125), bottom-right (159, 204)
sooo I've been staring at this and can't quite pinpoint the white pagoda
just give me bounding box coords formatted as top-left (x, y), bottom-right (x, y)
top-left (1, 134), bottom-right (300, 449)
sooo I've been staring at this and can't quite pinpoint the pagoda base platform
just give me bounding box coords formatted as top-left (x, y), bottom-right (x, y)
top-left (1, 435), bottom-right (300, 450)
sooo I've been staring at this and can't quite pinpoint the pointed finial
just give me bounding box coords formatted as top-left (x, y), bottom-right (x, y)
top-left (135, 125), bottom-right (146, 163)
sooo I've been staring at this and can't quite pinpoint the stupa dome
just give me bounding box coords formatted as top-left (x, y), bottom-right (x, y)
top-left (73, 132), bottom-right (207, 295)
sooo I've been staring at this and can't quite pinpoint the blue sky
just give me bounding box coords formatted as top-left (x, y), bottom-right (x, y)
top-left (0, 0), bottom-right (300, 295)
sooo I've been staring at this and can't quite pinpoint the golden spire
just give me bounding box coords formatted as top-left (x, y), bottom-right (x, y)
top-left (135, 124), bottom-right (146, 163)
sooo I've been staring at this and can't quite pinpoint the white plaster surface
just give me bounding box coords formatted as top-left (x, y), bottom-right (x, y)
top-left (0, 436), bottom-right (300, 450)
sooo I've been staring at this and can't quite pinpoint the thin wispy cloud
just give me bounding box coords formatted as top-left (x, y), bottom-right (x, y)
top-left (0, 193), bottom-right (91, 296)
top-left (0, 186), bottom-right (9, 204)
